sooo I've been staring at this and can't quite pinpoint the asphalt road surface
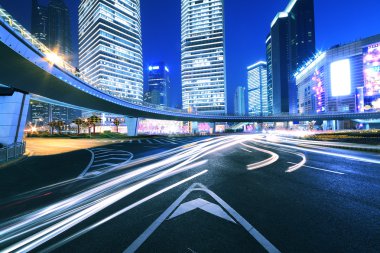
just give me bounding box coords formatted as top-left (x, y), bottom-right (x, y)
top-left (0, 134), bottom-right (379, 253)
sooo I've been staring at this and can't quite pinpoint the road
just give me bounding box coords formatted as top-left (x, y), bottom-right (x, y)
top-left (0, 134), bottom-right (379, 252)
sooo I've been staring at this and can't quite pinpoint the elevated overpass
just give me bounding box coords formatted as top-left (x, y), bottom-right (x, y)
top-left (1, 6), bottom-right (380, 145)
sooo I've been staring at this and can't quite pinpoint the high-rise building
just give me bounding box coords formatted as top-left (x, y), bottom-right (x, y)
top-left (144, 63), bottom-right (170, 106)
top-left (248, 61), bottom-right (268, 116)
top-left (266, 34), bottom-right (273, 115)
top-left (234, 86), bottom-right (246, 116)
top-left (47, 0), bottom-right (73, 63)
top-left (181, 0), bottom-right (227, 115)
top-left (31, 0), bottom-right (48, 44)
top-left (29, 100), bottom-right (50, 126)
top-left (268, 0), bottom-right (316, 114)
top-left (31, 0), bottom-right (49, 125)
top-left (79, 0), bottom-right (143, 103)
top-left (30, 0), bottom-right (79, 126)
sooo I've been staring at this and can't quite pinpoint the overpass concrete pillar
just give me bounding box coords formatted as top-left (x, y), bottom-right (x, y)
top-left (126, 117), bottom-right (139, 137)
top-left (210, 122), bottom-right (216, 134)
top-left (0, 87), bottom-right (30, 145)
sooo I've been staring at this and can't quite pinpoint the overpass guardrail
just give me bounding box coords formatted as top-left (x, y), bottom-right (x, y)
top-left (0, 142), bottom-right (26, 164)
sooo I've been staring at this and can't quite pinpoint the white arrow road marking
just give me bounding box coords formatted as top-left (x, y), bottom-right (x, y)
top-left (124, 183), bottom-right (281, 253)
top-left (168, 198), bottom-right (236, 223)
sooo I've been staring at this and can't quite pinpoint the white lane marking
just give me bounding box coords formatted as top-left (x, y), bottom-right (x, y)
top-left (162, 139), bottom-right (177, 144)
top-left (153, 139), bottom-right (163, 144)
top-left (95, 158), bottom-right (132, 163)
top-left (146, 140), bottom-right (153, 144)
top-left (124, 183), bottom-right (281, 253)
top-left (96, 153), bottom-right (131, 159)
top-left (287, 162), bottom-right (345, 175)
top-left (79, 149), bottom-right (95, 178)
top-left (39, 171), bottom-right (209, 253)
top-left (90, 163), bottom-right (117, 168)
top-left (168, 198), bottom-right (236, 223)
top-left (241, 148), bottom-right (252, 153)
top-left (241, 143), bottom-right (279, 171)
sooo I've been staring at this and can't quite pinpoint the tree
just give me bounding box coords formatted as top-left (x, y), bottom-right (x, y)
top-left (113, 118), bottom-right (120, 133)
top-left (72, 118), bottom-right (84, 135)
top-left (56, 121), bottom-right (64, 135)
top-left (87, 115), bottom-right (102, 134)
top-left (48, 121), bottom-right (56, 135)
top-left (83, 119), bottom-right (92, 135)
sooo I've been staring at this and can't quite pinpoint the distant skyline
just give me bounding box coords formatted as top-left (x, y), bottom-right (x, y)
top-left (1, 0), bottom-right (380, 112)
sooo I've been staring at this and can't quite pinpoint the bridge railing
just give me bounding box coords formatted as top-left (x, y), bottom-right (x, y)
top-left (0, 142), bottom-right (26, 164)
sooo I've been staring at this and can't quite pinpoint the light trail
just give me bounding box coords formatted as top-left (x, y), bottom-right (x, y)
top-left (0, 135), bottom-right (244, 252)
top-left (39, 170), bottom-right (209, 253)
top-left (241, 143), bottom-right (279, 170)
top-left (285, 152), bottom-right (306, 173)
top-left (253, 138), bottom-right (380, 165)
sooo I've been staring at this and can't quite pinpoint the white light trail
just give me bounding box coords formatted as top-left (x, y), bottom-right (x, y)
top-left (1, 136), bottom-right (244, 252)
top-left (39, 170), bottom-right (209, 253)
top-left (241, 143), bottom-right (279, 170)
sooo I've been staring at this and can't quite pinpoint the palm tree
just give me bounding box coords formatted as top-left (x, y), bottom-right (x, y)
top-left (113, 118), bottom-right (120, 133)
top-left (48, 121), bottom-right (56, 135)
top-left (87, 115), bottom-right (102, 134)
top-left (56, 121), bottom-right (64, 135)
top-left (72, 118), bottom-right (84, 135)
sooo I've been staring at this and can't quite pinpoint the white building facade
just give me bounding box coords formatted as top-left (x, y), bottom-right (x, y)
top-left (181, 0), bottom-right (227, 114)
top-left (79, 0), bottom-right (143, 103)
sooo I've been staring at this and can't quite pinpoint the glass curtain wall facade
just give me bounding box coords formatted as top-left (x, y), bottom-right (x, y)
top-left (48, 0), bottom-right (73, 64)
top-left (248, 62), bottom-right (268, 116)
top-left (79, 0), bottom-right (143, 103)
top-left (181, 0), bottom-right (227, 114)
top-left (144, 63), bottom-right (170, 106)
top-left (234, 86), bottom-right (246, 116)
top-left (269, 0), bottom-right (315, 114)
top-left (266, 34), bottom-right (273, 114)
top-left (31, 0), bottom-right (48, 44)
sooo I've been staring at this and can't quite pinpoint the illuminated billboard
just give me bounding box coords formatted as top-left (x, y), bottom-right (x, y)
top-left (363, 43), bottom-right (380, 97)
top-left (330, 59), bottom-right (351, 97)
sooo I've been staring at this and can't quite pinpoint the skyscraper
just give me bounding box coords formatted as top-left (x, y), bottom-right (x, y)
top-left (30, 0), bottom-right (79, 125)
top-left (47, 0), bottom-right (73, 63)
top-left (248, 62), bottom-right (268, 116)
top-left (144, 63), bottom-right (170, 106)
top-left (266, 34), bottom-right (273, 115)
top-left (268, 0), bottom-right (316, 114)
top-left (79, 0), bottom-right (143, 103)
top-left (181, 0), bottom-right (227, 115)
top-left (31, 0), bottom-right (48, 44)
top-left (234, 86), bottom-right (246, 116)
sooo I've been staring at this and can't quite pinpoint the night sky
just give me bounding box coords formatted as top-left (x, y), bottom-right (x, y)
top-left (1, 0), bottom-right (379, 112)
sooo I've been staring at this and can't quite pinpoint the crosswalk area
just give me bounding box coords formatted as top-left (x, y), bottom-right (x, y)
top-left (91, 137), bottom-right (205, 146)
top-left (80, 148), bottom-right (133, 178)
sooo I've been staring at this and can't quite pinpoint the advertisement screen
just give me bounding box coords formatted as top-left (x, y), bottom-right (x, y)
top-left (363, 43), bottom-right (380, 97)
top-left (330, 59), bottom-right (351, 97)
